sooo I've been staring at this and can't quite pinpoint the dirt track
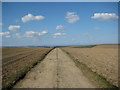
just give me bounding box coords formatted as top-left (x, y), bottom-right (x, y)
top-left (14, 48), bottom-right (95, 88)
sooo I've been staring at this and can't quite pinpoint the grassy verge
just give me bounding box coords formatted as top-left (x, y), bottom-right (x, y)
top-left (61, 49), bottom-right (118, 88)
top-left (73, 45), bottom-right (97, 48)
top-left (2, 48), bottom-right (55, 90)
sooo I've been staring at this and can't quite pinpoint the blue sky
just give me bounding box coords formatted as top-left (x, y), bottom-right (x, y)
top-left (1, 2), bottom-right (118, 46)
top-left (2, 0), bottom-right (120, 2)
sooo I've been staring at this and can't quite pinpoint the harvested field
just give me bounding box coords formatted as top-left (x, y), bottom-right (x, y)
top-left (2, 47), bottom-right (53, 89)
top-left (93, 44), bottom-right (118, 48)
top-left (62, 45), bottom-right (118, 87)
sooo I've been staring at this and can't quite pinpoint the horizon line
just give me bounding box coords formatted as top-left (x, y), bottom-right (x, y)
top-left (1, 43), bottom-right (119, 47)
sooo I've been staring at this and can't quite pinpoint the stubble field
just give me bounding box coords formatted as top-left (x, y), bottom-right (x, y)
top-left (62, 45), bottom-right (118, 87)
top-left (2, 47), bottom-right (53, 89)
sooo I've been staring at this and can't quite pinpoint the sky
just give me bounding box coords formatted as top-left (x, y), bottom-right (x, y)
top-left (1, 0), bottom-right (120, 2)
top-left (1, 2), bottom-right (118, 46)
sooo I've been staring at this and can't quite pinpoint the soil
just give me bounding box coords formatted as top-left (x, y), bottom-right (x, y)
top-left (2, 47), bottom-right (52, 87)
top-left (63, 45), bottom-right (118, 87)
top-left (14, 48), bottom-right (96, 88)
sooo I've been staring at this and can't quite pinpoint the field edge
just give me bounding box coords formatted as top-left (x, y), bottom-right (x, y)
top-left (61, 48), bottom-right (118, 88)
top-left (2, 48), bottom-right (55, 90)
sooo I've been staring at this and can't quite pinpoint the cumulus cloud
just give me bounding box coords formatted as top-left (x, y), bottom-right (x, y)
top-left (56, 25), bottom-right (64, 30)
top-left (8, 25), bottom-right (21, 31)
top-left (5, 35), bottom-right (11, 38)
top-left (91, 13), bottom-right (118, 21)
top-left (38, 31), bottom-right (48, 36)
top-left (13, 33), bottom-right (22, 38)
top-left (0, 32), bottom-right (10, 36)
top-left (14, 33), bottom-right (20, 36)
top-left (0, 32), bottom-right (11, 38)
top-left (0, 30), bottom-right (48, 39)
top-left (25, 30), bottom-right (48, 38)
top-left (53, 33), bottom-right (66, 38)
top-left (0, 33), bottom-right (2, 36)
top-left (53, 33), bottom-right (66, 36)
top-left (0, 32), bottom-right (3, 36)
top-left (65, 12), bottom-right (80, 23)
top-left (22, 14), bottom-right (45, 23)
top-left (0, 23), bottom-right (3, 26)
top-left (25, 31), bottom-right (37, 38)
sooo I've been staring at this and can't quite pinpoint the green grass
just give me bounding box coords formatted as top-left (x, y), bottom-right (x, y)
top-left (2, 48), bottom-right (55, 90)
top-left (62, 49), bottom-right (118, 88)
top-left (73, 45), bottom-right (97, 48)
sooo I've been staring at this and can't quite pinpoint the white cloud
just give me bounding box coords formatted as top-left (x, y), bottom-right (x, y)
top-left (25, 30), bottom-right (48, 38)
top-left (0, 32), bottom-right (11, 38)
top-left (53, 33), bottom-right (66, 36)
top-left (0, 32), bottom-right (3, 36)
top-left (56, 25), bottom-right (64, 30)
top-left (14, 33), bottom-right (20, 36)
top-left (0, 33), bottom-right (2, 36)
top-left (65, 12), bottom-right (80, 23)
top-left (14, 33), bottom-right (21, 38)
top-left (91, 13), bottom-right (118, 21)
top-left (25, 31), bottom-right (38, 38)
top-left (38, 31), bottom-right (48, 36)
top-left (0, 23), bottom-right (3, 26)
top-left (22, 14), bottom-right (45, 23)
top-left (0, 30), bottom-right (48, 39)
top-left (0, 32), bottom-right (10, 36)
top-left (0, 33), bottom-right (3, 36)
top-left (53, 33), bottom-right (66, 38)
top-left (8, 25), bottom-right (21, 31)
top-left (5, 35), bottom-right (11, 38)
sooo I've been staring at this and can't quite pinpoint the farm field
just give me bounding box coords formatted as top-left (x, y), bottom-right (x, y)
top-left (62, 45), bottom-right (118, 87)
top-left (2, 2), bottom-right (118, 89)
top-left (2, 47), bottom-right (53, 89)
